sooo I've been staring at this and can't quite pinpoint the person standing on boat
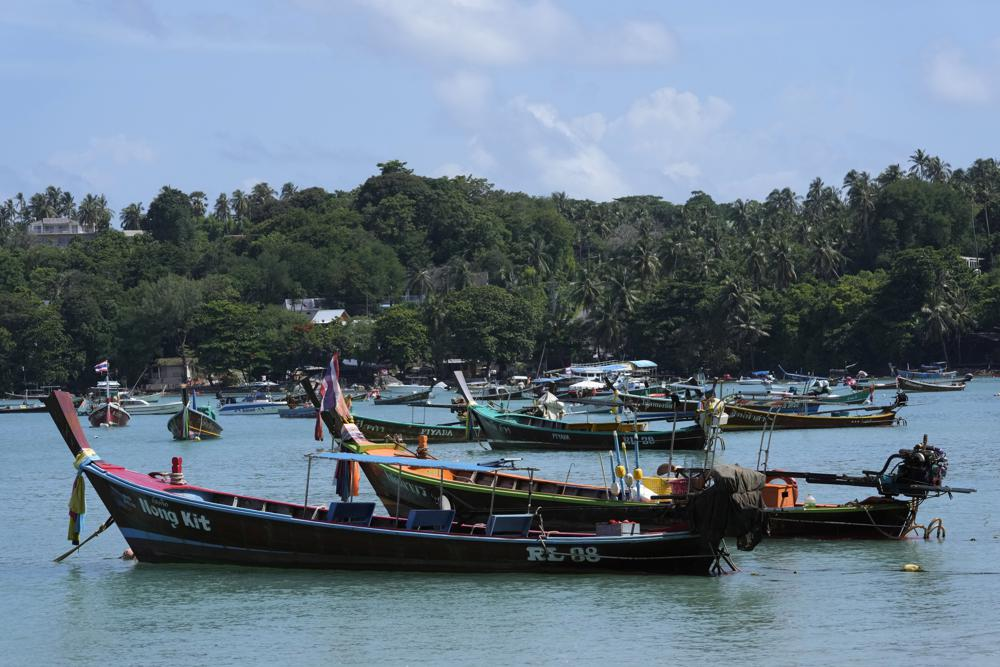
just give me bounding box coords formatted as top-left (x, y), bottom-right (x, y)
top-left (697, 389), bottom-right (725, 430)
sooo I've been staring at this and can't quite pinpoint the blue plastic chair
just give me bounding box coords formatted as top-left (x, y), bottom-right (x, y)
top-left (405, 509), bottom-right (455, 532)
top-left (326, 501), bottom-right (376, 526)
top-left (485, 513), bottom-right (533, 537)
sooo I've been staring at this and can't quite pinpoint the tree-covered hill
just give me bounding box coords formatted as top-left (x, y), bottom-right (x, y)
top-left (1, 152), bottom-right (998, 390)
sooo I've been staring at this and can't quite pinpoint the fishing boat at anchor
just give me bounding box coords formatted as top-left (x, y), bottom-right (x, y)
top-left (87, 402), bottom-right (130, 427)
top-left (350, 414), bottom-right (477, 444)
top-left (168, 390), bottom-right (223, 440)
top-left (720, 403), bottom-right (899, 431)
top-left (44, 390), bottom-right (756, 575)
top-left (760, 439), bottom-right (974, 538)
top-left (457, 372), bottom-right (706, 451)
top-left (373, 388), bottom-right (432, 405)
top-left (0, 401), bottom-right (49, 414)
top-left (896, 376), bottom-right (967, 392)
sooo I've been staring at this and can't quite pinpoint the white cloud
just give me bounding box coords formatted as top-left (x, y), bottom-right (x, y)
top-left (362, 0), bottom-right (675, 67)
top-left (620, 87), bottom-right (732, 146)
top-left (926, 48), bottom-right (990, 104)
top-left (434, 71), bottom-right (493, 120)
top-left (592, 20), bottom-right (677, 65)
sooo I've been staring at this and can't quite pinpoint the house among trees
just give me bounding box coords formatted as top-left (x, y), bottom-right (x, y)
top-left (311, 309), bottom-right (350, 325)
top-left (27, 217), bottom-right (98, 247)
top-left (27, 217), bottom-right (143, 247)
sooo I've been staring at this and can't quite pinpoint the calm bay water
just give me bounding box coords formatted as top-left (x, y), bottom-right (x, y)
top-left (2, 382), bottom-right (999, 665)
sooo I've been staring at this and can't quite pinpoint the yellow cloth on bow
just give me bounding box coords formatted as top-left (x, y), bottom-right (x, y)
top-left (68, 474), bottom-right (85, 544)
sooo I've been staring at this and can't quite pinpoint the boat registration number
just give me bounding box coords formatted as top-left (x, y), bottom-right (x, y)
top-left (526, 546), bottom-right (600, 562)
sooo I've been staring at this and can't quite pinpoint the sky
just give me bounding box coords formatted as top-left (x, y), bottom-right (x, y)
top-left (2, 1), bottom-right (999, 216)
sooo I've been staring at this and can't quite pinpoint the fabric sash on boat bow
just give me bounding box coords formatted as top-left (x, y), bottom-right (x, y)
top-left (323, 353), bottom-right (360, 499)
top-left (68, 447), bottom-right (98, 544)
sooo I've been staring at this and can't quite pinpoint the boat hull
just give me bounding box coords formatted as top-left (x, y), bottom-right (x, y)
top-left (88, 404), bottom-right (131, 427)
top-left (358, 456), bottom-right (690, 532)
top-left (168, 408), bottom-right (223, 439)
top-left (721, 405), bottom-right (897, 431)
top-left (472, 406), bottom-right (706, 450)
top-left (896, 377), bottom-right (966, 392)
top-left (218, 402), bottom-right (285, 415)
top-left (765, 500), bottom-right (916, 539)
top-left (352, 414), bottom-right (476, 443)
top-left (82, 461), bottom-right (717, 574)
top-left (373, 389), bottom-right (432, 405)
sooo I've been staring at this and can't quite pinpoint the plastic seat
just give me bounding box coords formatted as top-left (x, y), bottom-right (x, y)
top-left (326, 501), bottom-right (376, 526)
top-left (405, 509), bottom-right (455, 532)
top-left (485, 513), bottom-right (533, 537)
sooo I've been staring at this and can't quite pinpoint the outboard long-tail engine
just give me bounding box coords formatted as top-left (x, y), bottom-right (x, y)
top-left (876, 441), bottom-right (948, 498)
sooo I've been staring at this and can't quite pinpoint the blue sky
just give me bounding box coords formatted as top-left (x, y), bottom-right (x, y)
top-left (2, 1), bottom-right (998, 215)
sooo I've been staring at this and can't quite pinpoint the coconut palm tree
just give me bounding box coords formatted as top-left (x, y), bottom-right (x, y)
top-left (120, 202), bottom-right (144, 230)
top-left (808, 234), bottom-right (845, 280)
top-left (571, 271), bottom-right (603, 316)
top-left (527, 237), bottom-right (551, 280)
top-left (772, 238), bottom-right (797, 288)
top-left (189, 191), bottom-right (207, 217)
top-left (213, 193), bottom-right (231, 221)
top-left (908, 149), bottom-right (930, 180)
top-left (843, 170), bottom-right (877, 245)
top-left (280, 182), bottom-right (298, 200)
top-left (230, 190), bottom-right (250, 223)
top-left (633, 241), bottom-right (661, 284)
top-left (78, 194), bottom-right (112, 231)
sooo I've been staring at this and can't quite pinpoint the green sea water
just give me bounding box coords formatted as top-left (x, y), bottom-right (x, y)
top-left (2, 382), bottom-right (998, 665)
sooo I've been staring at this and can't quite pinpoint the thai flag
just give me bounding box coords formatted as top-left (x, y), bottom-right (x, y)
top-left (93, 360), bottom-right (109, 374)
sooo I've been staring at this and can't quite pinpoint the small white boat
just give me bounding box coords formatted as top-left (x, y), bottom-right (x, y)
top-left (116, 397), bottom-right (184, 415)
top-left (218, 392), bottom-right (286, 415)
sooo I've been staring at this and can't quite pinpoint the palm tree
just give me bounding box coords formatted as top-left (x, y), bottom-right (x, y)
top-left (723, 278), bottom-right (769, 367)
top-left (0, 199), bottom-right (14, 228)
top-left (571, 271), bottom-right (603, 315)
top-left (744, 232), bottom-right (768, 287)
top-left (189, 191), bottom-right (207, 217)
top-left (14, 193), bottom-right (28, 223)
top-left (250, 182), bottom-right (276, 213)
top-left (909, 149), bottom-right (930, 179)
top-left (78, 194), bottom-right (113, 231)
top-left (214, 193), bottom-right (231, 221)
top-left (877, 164), bottom-right (904, 187)
top-left (120, 202), bottom-right (144, 230)
top-left (808, 233), bottom-right (845, 280)
top-left (772, 238), bottom-right (797, 288)
top-left (280, 182), bottom-right (298, 200)
top-left (406, 266), bottom-right (438, 297)
top-left (29, 192), bottom-right (49, 220)
top-left (921, 288), bottom-right (956, 364)
top-left (230, 190), bottom-right (250, 223)
top-left (527, 237), bottom-right (551, 280)
top-left (843, 170), bottom-right (878, 245)
top-left (633, 241), bottom-right (661, 284)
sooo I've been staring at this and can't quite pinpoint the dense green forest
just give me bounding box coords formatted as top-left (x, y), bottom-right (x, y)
top-left (1, 153), bottom-right (999, 391)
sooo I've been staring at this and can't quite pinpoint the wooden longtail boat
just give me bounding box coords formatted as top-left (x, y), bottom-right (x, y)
top-left (168, 402), bottom-right (223, 440)
top-left (896, 376), bottom-right (967, 392)
top-left (351, 414), bottom-right (477, 444)
top-left (470, 405), bottom-right (707, 450)
top-left (0, 402), bottom-right (48, 414)
top-left (87, 402), bottom-right (130, 427)
top-left (470, 386), bottom-right (533, 401)
top-left (45, 391), bottom-right (732, 575)
top-left (373, 389), bottom-right (432, 405)
top-left (721, 404), bottom-right (898, 431)
top-left (762, 476), bottom-right (917, 538)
